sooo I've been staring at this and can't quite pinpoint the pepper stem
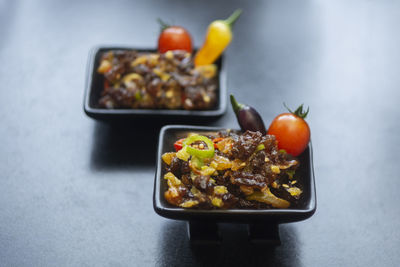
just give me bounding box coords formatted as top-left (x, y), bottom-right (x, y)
top-left (224, 9), bottom-right (242, 28)
top-left (230, 94), bottom-right (244, 114)
top-left (157, 18), bottom-right (170, 31)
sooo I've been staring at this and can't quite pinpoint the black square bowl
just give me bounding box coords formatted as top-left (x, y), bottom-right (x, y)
top-left (153, 125), bottom-right (317, 224)
top-left (84, 46), bottom-right (227, 121)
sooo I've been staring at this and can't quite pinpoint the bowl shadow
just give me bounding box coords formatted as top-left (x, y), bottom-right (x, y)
top-left (89, 121), bottom-right (163, 171)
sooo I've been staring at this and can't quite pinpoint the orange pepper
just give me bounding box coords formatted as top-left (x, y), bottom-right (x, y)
top-left (194, 9), bottom-right (242, 66)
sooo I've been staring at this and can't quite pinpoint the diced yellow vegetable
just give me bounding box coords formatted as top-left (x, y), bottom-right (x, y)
top-left (148, 54), bottom-right (160, 66)
top-left (240, 185), bottom-right (254, 195)
top-left (287, 187), bottom-right (302, 197)
top-left (122, 73), bottom-right (143, 88)
top-left (176, 146), bottom-right (190, 161)
top-left (153, 68), bottom-right (170, 81)
top-left (214, 186), bottom-right (228, 195)
top-left (231, 159), bottom-right (246, 171)
top-left (247, 188), bottom-right (290, 208)
top-left (166, 186), bottom-right (179, 198)
top-left (210, 155), bottom-right (231, 170)
top-left (97, 60), bottom-right (111, 74)
top-left (161, 152), bottom-right (176, 165)
top-left (180, 200), bottom-right (199, 208)
top-left (216, 138), bottom-right (233, 154)
top-left (203, 94), bottom-right (210, 103)
top-left (270, 165), bottom-right (280, 174)
top-left (200, 166), bottom-right (216, 176)
top-left (286, 170), bottom-right (295, 180)
top-left (131, 56), bottom-right (147, 67)
top-left (278, 160), bottom-right (298, 170)
top-left (165, 90), bottom-right (174, 98)
top-left (165, 51), bottom-right (174, 60)
top-left (164, 172), bottom-right (181, 187)
top-left (164, 172), bottom-right (174, 180)
top-left (211, 197), bottom-right (223, 207)
top-left (191, 187), bottom-right (201, 196)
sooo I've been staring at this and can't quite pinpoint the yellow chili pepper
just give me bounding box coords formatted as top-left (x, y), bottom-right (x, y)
top-left (194, 9), bottom-right (242, 66)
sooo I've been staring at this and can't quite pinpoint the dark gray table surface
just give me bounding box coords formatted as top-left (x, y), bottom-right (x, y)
top-left (1, 0), bottom-right (400, 266)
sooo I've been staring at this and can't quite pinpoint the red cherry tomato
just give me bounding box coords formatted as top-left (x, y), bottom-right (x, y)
top-left (267, 106), bottom-right (310, 156)
top-left (158, 26), bottom-right (192, 53)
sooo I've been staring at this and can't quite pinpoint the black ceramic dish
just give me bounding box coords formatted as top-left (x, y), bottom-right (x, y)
top-left (153, 125), bottom-right (317, 243)
top-left (153, 125), bottom-right (316, 245)
top-left (84, 46), bottom-right (227, 121)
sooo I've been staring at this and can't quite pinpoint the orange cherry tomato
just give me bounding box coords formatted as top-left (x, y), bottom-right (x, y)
top-left (158, 26), bottom-right (192, 53)
top-left (267, 105), bottom-right (310, 156)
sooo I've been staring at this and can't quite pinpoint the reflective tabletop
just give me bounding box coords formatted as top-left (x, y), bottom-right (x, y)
top-left (0, 0), bottom-right (399, 266)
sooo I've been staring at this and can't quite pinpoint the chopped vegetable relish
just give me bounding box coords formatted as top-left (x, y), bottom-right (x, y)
top-left (97, 50), bottom-right (218, 110)
top-left (162, 130), bottom-right (303, 209)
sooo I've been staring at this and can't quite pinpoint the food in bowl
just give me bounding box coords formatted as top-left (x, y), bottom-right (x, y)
top-left (96, 50), bottom-right (218, 110)
top-left (161, 130), bottom-right (303, 209)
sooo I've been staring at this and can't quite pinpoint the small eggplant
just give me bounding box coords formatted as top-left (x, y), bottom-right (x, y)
top-left (230, 94), bottom-right (267, 135)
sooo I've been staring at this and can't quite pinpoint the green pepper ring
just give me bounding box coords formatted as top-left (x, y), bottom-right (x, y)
top-left (183, 135), bottom-right (215, 159)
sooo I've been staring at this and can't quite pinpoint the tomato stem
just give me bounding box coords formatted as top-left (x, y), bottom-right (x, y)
top-left (157, 18), bottom-right (170, 31)
top-left (284, 103), bottom-right (309, 119)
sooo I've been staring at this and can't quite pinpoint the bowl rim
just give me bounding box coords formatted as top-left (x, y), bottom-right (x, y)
top-left (83, 45), bottom-right (227, 118)
top-left (153, 125), bottom-right (317, 223)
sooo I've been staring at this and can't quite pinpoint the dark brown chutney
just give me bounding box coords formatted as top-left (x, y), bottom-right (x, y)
top-left (97, 50), bottom-right (218, 110)
top-left (161, 130), bottom-right (303, 209)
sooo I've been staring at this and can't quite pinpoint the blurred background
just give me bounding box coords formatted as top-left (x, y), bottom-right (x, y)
top-left (0, 0), bottom-right (399, 266)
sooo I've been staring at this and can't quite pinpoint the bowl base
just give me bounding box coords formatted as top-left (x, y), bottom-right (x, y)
top-left (188, 221), bottom-right (221, 244)
top-left (187, 221), bottom-right (281, 245)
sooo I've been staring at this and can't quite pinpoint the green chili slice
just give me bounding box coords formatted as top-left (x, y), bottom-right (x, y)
top-left (256, 144), bottom-right (265, 152)
top-left (183, 135), bottom-right (215, 159)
